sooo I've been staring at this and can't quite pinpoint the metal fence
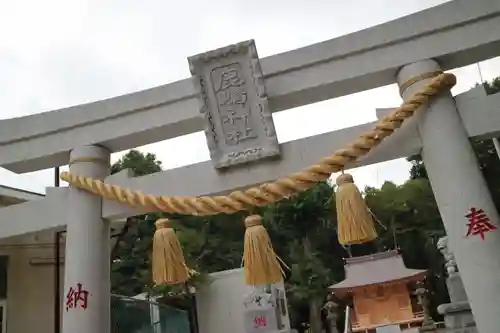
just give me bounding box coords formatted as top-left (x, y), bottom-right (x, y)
top-left (111, 294), bottom-right (191, 333)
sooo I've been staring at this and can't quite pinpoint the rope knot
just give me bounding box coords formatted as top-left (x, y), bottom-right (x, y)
top-left (336, 173), bottom-right (354, 185)
top-left (155, 218), bottom-right (171, 230)
top-left (245, 215), bottom-right (262, 228)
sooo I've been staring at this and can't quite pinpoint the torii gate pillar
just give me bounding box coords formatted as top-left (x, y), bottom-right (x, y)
top-left (398, 60), bottom-right (500, 333)
top-left (62, 145), bottom-right (111, 333)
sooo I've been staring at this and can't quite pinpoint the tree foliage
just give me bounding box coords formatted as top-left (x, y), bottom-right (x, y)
top-left (483, 77), bottom-right (500, 95)
top-left (110, 150), bottom-right (162, 296)
top-left (110, 150), bottom-right (163, 177)
top-left (110, 151), bottom-right (220, 297)
top-left (261, 181), bottom-right (345, 332)
top-left (364, 179), bottom-right (447, 317)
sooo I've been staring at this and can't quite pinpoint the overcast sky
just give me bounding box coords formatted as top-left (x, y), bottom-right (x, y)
top-left (1, 0), bottom-right (499, 195)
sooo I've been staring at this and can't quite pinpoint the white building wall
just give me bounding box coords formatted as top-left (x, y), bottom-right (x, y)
top-left (196, 268), bottom-right (253, 333)
top-left (0, 242), bottom-right (63, 333)
top-left (0, 189), bottom-right (60, 333)
top-left (196, 268), bottom-right (291, 333)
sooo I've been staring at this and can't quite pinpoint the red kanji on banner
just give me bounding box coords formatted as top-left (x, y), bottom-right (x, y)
top-left (66, 283), bottom-right (89, 312)
top-left (253, 315), bottom-right (267, 328)
top-left (465, 207), bottom-right (497, 240)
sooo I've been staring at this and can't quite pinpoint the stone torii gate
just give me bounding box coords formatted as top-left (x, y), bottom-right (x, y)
top-left (1, 0), bottom-right (500, 332)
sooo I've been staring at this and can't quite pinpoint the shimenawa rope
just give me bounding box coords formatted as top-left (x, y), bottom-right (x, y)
top-left (60, 73), bottom-right (456, 216)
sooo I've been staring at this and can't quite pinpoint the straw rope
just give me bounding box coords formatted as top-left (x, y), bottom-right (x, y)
top-left (60, 73), bottom-right (456, 216)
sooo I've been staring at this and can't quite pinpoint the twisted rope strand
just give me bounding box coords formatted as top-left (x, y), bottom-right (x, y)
top-left (60, 73), bottom-right (456, 216)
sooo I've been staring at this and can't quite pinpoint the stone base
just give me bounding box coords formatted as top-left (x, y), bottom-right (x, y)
top-left (437, 301), bottom-right (477, 333)
top-left (419, 324), bottom-right (437, 332)
top-left (446, 273), bottom-right (468, 303)
top-left (436, 328), bottom-right (476, 333)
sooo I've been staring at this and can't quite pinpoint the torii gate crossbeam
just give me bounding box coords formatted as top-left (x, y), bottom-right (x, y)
top-left (0, 0), bottom-right (499, 173)
top-left (0, 86), bottom-right (497, 239)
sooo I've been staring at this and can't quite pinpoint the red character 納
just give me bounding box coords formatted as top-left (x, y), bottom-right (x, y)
top-left (66, 283), bottom-right (89, 311)
top-left (253, 315), bottom-right (267, 328)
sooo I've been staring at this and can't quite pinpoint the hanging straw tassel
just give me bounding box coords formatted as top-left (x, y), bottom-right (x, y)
top-left (152, 218), bottom-right (190, 285)
top-left (335, 173), bottom-right (378, 246)
top-left (243, 215), bottom-right (283, 286)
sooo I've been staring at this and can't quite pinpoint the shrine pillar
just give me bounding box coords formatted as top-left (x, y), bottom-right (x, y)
top-left (62, 145), bottom-right (111, 333)
top-left (397, 60), bottom-right (500, 333)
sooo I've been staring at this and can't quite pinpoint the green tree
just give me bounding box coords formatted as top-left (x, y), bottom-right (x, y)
top-left (174, 212), bottom-right (246, 274)
top-left (110, 150), bottom-right (163, 296)
top-left (110, 150), bottom-right (163, 176)
top-left (110, 151), bottom-right (216, 297)
top-left (262, 181), bottom-right (346, 333)
top-left (110, 150), bottom-right (163, 332)
top-left (483, 77), bottom-right (500, 95)
top-left (364, 179), bottom-right (447, 317)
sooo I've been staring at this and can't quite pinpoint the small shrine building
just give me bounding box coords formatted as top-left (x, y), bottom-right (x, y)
top-left (329, 251), bottom-right (427, 332)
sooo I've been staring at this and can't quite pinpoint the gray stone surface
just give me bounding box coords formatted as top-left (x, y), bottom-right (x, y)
top-left (436, 237), bottom-right (477, 333)
top-left (437, 237), bottom-right (469, 303)
top-left (438, 302), bottom-right (476, 330)
top-left (399, 60), bottom-right (500, 329)
top-left (446, 273), bottom-right (468, 303)
top-left (419, 326), bottom-right (435, 333)
top-left (188, 40), bottom-right (280, 169)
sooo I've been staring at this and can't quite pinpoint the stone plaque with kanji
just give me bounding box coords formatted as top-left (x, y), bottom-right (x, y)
top-left (188, 40), bottom-right (280, 169)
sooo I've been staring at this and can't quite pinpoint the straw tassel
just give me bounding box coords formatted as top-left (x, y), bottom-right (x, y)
top-left (243, 215), bottom-right (283, 286)
top-left (335, 173), bottom-right (378, 245)
top-left (152, 218), bottom-right (190, 285)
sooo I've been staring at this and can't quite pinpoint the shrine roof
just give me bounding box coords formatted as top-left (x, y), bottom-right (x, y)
top-left (329, 250), bottom-right (426, 294)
